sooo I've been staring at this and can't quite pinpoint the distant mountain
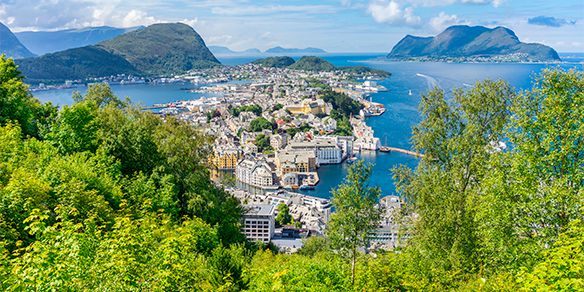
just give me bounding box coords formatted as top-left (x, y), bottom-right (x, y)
top-left (288, 56), bottom-right (335, 71)
top-left (99, 23), bottom-right (219, 75)
top-left (16, 23), bottom-right (220, 82)
top-left (265, 46), bottom-right (326, 55)
top-left (252, 56), bottom-right (295, 68)
top-left (388, 25), bottom-right (560, 62)
top-left (16, 46), bottom-right (139, 82)
top-left (0, 22), bottom-right (35, 59)
top-left (209, 46), bottom-right (263, 56)
top-left (15, 26), bottom-right (143, 55)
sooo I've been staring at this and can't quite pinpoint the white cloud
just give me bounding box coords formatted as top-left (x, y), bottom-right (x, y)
top-left (461, 0), bottom-right (503, 7)
top-left (429, 12), bottom-right (470, 32)
top-left (367, 0), bottom-right (421, 26)
top-left (405, 0), bottom-right (503, 7)
top-left (121, 9), bottom-right (157, 27)
top-left (211, 5), bottom-right (337, 16)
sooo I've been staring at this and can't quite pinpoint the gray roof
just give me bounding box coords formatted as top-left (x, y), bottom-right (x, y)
top-left (244, 204), bottom-right (275, 216)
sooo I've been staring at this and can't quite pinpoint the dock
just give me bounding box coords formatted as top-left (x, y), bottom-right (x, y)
top-left (379, 146), bottom-right (424, 158)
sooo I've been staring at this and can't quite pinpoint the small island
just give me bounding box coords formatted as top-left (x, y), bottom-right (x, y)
top-left (388, 25), bottom-right (561, 63)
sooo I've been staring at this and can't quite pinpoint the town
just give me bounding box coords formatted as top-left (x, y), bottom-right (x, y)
top-left (143, 63), bottom-right (407, 251)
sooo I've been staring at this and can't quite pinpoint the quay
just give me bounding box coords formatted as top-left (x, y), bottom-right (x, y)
top-left (379, 146), bottom-right (424, 158)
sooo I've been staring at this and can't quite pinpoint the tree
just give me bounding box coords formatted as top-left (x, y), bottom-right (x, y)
top-left (392, 79), bottom-right (513, 283)
top-left (275, 203), bottom-right (292, 226)
top-left (327, 160), bottom-right (381, 287)
top-left (249, 117), bottom-right (274, 132)
top-left (254, 133), bottom-right (271, 153)
top-left (0, 55), bottom-right (56, 138)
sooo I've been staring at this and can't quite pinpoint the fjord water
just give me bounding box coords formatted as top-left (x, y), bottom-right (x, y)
top-left (33, 54), bottom-right (583, 198)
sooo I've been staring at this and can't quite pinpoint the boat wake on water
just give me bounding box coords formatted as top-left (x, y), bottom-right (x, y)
top-left (416, 73), bottom-right (440, 90)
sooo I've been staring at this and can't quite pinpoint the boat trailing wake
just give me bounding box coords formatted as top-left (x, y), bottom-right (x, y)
top-left (416, 73), bottom-right (440, 90)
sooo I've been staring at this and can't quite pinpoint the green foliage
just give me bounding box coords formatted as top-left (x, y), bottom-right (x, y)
top-left (327, 160), bottom-right (382, 286)
top-left (16, 46), bottom-right (140, 82)
top-left (2, 60), bottom-right (582, 291)
top-left (253, 134), bottom-right (272, 153)
top-left (249, 117), bottom-right (275, 132)
top-left (246, 250), bottom-right (351, 291)
top-left (321, 90), bottom-right (362, 117)
top-left (275, 203), bottom-right (292, 226)
top-left (286, 122), bottom-right (312, 137)
top-left (331, 109), bottom-right (353, 136)
top-left (0, 55), bottom-right (56, 138)
top-left (288, 56), bottom-right (335, 71)
top-left (100, 23), bottom-right (220, 76)
top-left (252, 56), bottom-right (295, 68)
top-left (516, 218), bottom-right (584, 291)
top-left (0, 64), bottom-right (247, 289)
top-left (272, 103), bottom-right (284, 111)
top-left (229, 104), bottom-right (262, 117)
top-left (16, 23), bottom-right (220, 82)
top-left (393, 70), bottom-right (584, 289)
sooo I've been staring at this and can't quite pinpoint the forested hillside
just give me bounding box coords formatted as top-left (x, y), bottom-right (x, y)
top-left (0, 54), bottom-right (582, 290)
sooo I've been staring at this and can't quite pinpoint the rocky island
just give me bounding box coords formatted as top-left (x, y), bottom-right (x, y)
top-left (388, 25), bottom-right (561, 63)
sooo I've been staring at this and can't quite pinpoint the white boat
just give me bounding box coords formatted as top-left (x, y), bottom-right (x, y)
top-left (408, 89), bottom-right (413, 96)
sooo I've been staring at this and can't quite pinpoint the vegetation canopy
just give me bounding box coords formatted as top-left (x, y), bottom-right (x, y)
top-left (0, 54), bottom-right (581, 291)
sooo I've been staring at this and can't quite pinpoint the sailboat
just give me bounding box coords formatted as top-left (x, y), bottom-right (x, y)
top-left (408, 89), bottom-right (413, 96)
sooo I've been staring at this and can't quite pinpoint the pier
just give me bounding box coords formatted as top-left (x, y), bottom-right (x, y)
top-left (379, 146), bottom-right (424, 158)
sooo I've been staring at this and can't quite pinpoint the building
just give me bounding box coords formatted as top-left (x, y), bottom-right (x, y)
top-left (286, 98), bottom-right (329, 115)
top-left (274, 149), bottom-right (317, 176)
top-left (370, 195), bottom-right (403, 249)
top-left (211, 146), bottom-right (242, 170)
top-left (270, 133), bottom-right (288, 150)
top-left (235, 157), bottom-right (277, 189)
top-left (243, 204), bottom-right (275, 243)
top-left (287, 138), bottom-right (343, 165)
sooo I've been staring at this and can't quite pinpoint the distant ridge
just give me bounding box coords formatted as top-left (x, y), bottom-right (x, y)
top-left (388, 25), bottom-right (560, 62)
top-left (16, 23), bottom-right (220, 82)
top-left (209, 46), bottom-right (262, 56)
top-left (265, 46), bottom-right (326, 55)
top-left (0, 22), bottom-right (35, 59)
top-left (15, 26), bottom-right (143, 55)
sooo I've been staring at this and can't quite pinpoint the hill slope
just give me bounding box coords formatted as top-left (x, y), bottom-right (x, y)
top-left (0, 22), bottom-right (35, 59)
top-left (16, 23), bottom-right (220, 82)
top-left (388, 25), bottom-right (560, 62)
top-left (252, 56), bottom-right (296, 68)
top-left (99, 23), bottom-right (220, 75)
top-left (15, 26), bottom-right (143, 55)
top-left (16, 46), bottom-right (139, 83)
top-left (288, 56), bottom-right (335, 71)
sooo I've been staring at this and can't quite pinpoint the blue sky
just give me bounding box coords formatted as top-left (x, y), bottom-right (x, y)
top-left (1, 0), bottom-right (583, 52)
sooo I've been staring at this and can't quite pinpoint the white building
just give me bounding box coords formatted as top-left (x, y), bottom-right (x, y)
top-left (370, 195), bottom-right (403, 249)
top-left (288, 138), bottom-right (342, 165)
top-left (270, 133), bottom-right (288, 150)
top-left (243, 204), bottom-right (275, 243)
top-left (235, 157), bottom-right (276, 189)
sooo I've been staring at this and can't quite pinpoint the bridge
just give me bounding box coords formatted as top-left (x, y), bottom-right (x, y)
top-left (379, 146), bottom-right (424, 158)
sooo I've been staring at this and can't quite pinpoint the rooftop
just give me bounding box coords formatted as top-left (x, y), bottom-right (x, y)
top-left (244, 204), bottom-right (275, 216)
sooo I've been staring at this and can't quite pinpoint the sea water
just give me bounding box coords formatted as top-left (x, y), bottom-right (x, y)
top-left (33, 54), bottom-right (583, 198)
